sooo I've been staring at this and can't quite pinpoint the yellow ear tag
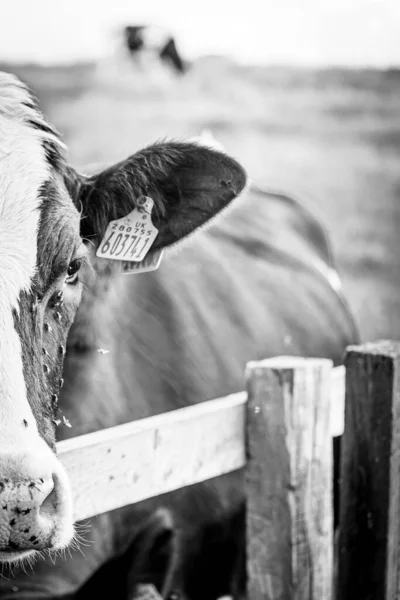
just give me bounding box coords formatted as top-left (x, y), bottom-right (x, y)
top-left (96, 196), bottom-right (164, 274)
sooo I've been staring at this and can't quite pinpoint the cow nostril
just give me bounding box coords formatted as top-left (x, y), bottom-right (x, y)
top-left (39, 477), bottom-right (57, 518)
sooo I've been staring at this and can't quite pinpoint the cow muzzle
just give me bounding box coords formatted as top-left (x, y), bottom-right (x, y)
top-left (0, 448), bottom-right (73, 563)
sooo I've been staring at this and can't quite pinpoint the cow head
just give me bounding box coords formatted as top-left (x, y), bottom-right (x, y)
top-left (0, 72), bottom-right (247, 563)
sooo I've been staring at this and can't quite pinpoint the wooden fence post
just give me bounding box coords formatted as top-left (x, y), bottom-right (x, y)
top-left (337, 341), bottom-right (400, 600)
top-left (245, 356), bottom-right (334, 600)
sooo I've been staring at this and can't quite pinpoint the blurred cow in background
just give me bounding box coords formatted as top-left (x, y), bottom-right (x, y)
top-left (124, 25), bottom-right (187, 75)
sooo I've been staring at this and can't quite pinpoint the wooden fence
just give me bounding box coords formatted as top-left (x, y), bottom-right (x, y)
top-left (56, 341), bottom-right (400, 599)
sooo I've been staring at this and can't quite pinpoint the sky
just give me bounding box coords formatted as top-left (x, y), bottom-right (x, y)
top-left (1, 0), bottom-right (400, 67)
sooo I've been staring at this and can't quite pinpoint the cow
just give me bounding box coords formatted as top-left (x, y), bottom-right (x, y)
top-left (123, 26), bottom-right (187, 75)
top-left (0, 70), bottom-right (359, 599)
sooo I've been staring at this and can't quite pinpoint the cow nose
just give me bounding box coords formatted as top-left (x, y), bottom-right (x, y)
top-left (0, 449), bottom-right (73, 555)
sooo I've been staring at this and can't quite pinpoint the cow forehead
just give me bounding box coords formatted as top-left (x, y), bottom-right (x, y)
top-left (0, 72), bottom-right (65, 308)
top-left (0, 122), bottom-right (46, 308)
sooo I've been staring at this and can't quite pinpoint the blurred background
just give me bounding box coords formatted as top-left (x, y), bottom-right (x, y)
top-left (2, 0), bottom-right (400, 343)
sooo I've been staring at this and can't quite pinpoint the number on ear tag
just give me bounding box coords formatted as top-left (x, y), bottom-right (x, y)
top-left (121, 249), bottom-right (164, 275)
top-left (96, 197), bottom-right (159, 263)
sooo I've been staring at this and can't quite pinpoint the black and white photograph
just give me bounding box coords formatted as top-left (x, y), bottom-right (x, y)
top-left (0, 1), bottom-right (398, 598)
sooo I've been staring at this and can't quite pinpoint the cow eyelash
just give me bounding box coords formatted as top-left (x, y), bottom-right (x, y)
top-left (66, 259), bottom-right (82, 285)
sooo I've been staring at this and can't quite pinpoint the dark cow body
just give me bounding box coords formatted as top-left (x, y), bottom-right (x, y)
top-left (124, 26), bottom-right (186, 74)
top-left (75, 509), bottom-right (178, 599)
top-left (0, 174), bottom-right (358, 599)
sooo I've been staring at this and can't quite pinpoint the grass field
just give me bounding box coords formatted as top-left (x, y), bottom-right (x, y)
top-left (3, 58), bottom-right (400, 343)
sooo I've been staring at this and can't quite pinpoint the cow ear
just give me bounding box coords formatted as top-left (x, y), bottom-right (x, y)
top-left (73, 141), bottom-right (247, 251)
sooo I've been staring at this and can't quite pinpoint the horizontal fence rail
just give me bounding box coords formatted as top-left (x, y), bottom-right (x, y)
top-left (58, 363), bottom-right (345, 522)
top-left (58, 392), bottom-right (247, 521)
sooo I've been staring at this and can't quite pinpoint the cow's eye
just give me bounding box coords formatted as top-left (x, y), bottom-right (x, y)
top-left (66, 259), bottom-right (82, 285)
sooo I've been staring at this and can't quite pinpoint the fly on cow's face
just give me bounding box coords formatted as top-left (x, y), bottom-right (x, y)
top-left (51, 394), bottom-right (58, 411)
top-left (52, 291), bottom-right (64, 308)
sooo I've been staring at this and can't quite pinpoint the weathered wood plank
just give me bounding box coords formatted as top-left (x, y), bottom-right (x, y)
top-left (55, 365), bottom-right (343, 523)
top-left (337, 341), bottom-right (400, 600)
top-left (245, 356), bottom-right (333, 600)
top-left (58, 392), bottom-right (247, 521)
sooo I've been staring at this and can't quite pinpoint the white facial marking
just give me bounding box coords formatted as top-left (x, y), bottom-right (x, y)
top-left (0, 74), bottom-right (50, 450)
top-left (0, 73), bottom-right (73, 557)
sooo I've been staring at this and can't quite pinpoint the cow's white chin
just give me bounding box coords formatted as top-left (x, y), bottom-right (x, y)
top-left (0, 549), bottom-right (36, 564)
